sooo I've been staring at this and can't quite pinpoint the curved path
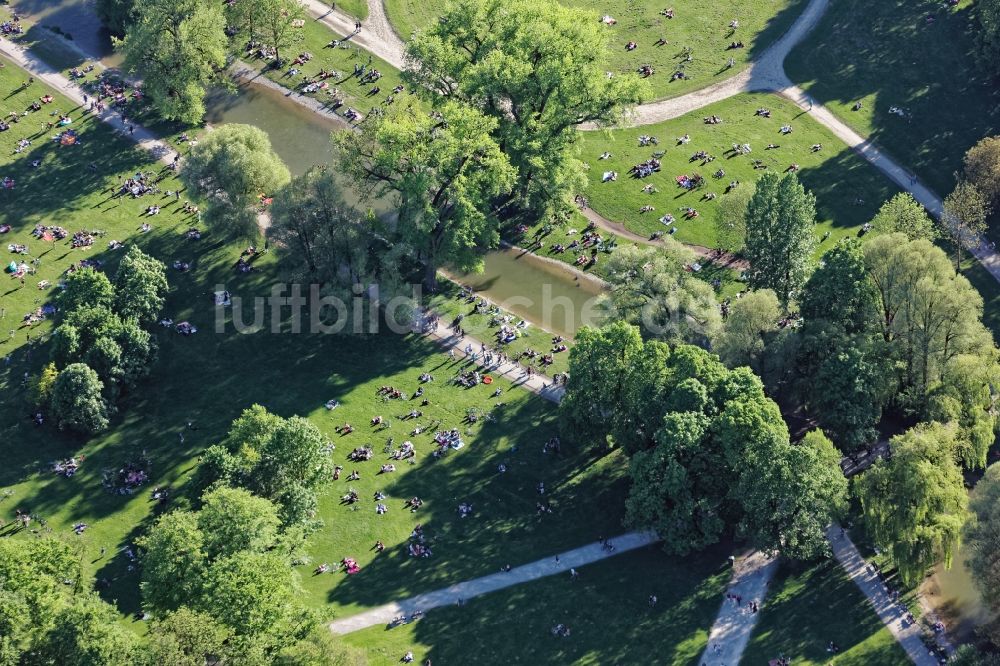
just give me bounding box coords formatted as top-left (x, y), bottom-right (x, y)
top-left (335, 0), bottom-right (1000, 285)
top-left (301, 0), bottom-right (406, 69)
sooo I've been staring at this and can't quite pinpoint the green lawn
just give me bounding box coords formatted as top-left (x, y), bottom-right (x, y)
top-left (785, 0), bottom-right (1000, 198)
top-left (384, 0), bottom-right (807, 102)
top-left (743, 558), bottom-right (911, 665)
top-left (333, 0), bottom-right (369, 20)
top-left (427, 280), bottom-right (573, 375)
top-left (343, 544), bottom-right (731, 665)
top-left (0, 54), bottom-right (630, 626)
top-left (240, 15), bottom-right (420, 121)
top-left (579, 92), bottom-right (901, 250)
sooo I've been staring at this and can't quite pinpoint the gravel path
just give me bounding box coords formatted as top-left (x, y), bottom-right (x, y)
top-left (327, 531), bottom-right (659, 635)
top-left (827, 526), bottom-right (943, 665)
top-left (300, 0), bottom-right (406, 69)
top-left (700, 551), bottom-right (781, 666)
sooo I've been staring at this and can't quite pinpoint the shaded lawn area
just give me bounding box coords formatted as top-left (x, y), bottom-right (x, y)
top-left (743, 558), bottom-right (910, 665)
top-left (343, 544), bottom-right (730, 665)
top-left (0, 55), bottom-right (628, 625)
top-left (785, 0), bottom-right (1000, 198)
top-left (579, 92), bottom-right (901, 251)
top-left (240, 16), bottom-right (421, 121)
top-left (383, 0), bottom-right (807, 102)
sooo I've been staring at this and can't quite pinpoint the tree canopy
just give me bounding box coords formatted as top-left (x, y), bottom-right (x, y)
top-left (50, 364), bottom-right (110, 434)
top-left (405, 0), bottom-right (648, 214)
top-left (743, 172), bottom-right (817, 306)
top-left (118, 0), bottom-right (228, 123)
top-left (965, 462), bottom-right (1000, 629)
top-left (869, 192), bottom-right (937, 241)
top-left (964, 135), bottom-right (1000, 209)
top-left (182, 124), bottom-right (291, 236)
top-left (334, 103), bottom-right (514, 289)
top-left (188, 405), bottom-right (335, 526)
top-left (856, 422), bottom-right (969, 585)
top-left (561, 322), bottom-right (846, 559)
top-left (602, 243), bottom-right (721, 345)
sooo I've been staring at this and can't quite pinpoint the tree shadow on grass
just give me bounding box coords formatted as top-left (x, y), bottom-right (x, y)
top-left (321, 394), bottom-right (630, 611)
top-left (348, 544), bottom-right (732, 665)
top-left (784, 0), bottom-right (1000, 196)
top-left (747, 0), bottom-right (811, 62)
top-left (743, 558), bottom-right (909, 664)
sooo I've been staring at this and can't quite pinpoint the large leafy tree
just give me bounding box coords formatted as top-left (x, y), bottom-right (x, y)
top-left (37, 594), bottom-right (139, 666)
top-left (809, 337), bottom-right (890, 451)
top-left (713, 288), bottom-right (780, 371)
top-left (197, 487), bottom-right (281, 560)
top-left (926, 354), bottom-right (1000, 470)
top-left (743, 172), bottom-right (817, 307)
top-left (602, 243), bottom-right (721, 345)
top-left (189, 405), bottom-right (335, 526)
top-left (863, 234), bottom-right (994, 402)
top-left (557, 321), bottom-right (644, 445)
top-left (800, 238), bottom-right (877, 335)
top-left (869, 192), bottom-right (937, 241)
top-left (138, 510), bottom-right (208, 614)
top-left (964, 135), bottom-right (1000, 210)
top-left (405, 0), bottom-right (649, 214)
top-left (269, 166), bottom-right (397, 287)
top-left (943, 180), bottom-right (991, 270)
top-left (115, 245), bottom-right (169, 324)
top-left (856, 422), bottom-right (969, 585)
top-left (118, 0), bottom-right (228, 123)
top-left (733, 427), bottom-right (848, 559)
top-left (50, 364), bottom-right (109, 434)
top-left (182, 124), bottom-right (291, 236)
top-left (566, 323), bottom-right (842, 558)
top-left (60, 268), bottom-right (115, 314)
top-left (143, 608), bottom-right (232, 666)
top-left (965, 462), bottom-right (1000, 621)
top-left (199, 551), bottom-right (305, 640)
top-left (335, 103), bottom-right (514, 289)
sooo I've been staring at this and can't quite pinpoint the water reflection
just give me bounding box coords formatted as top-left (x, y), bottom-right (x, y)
top-left (446, 248), bottom-right (605, 339)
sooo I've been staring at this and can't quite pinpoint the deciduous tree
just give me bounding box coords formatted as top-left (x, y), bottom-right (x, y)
top-left (869, 192), bottom-right (937, 241)
top-left (602, 243), bottom-right (721, 345)
top-left (405, 0), bottom-right (649, 214)
top-left (943, 180), bottom-right (991, 270)
top-left (964, 135), bottom-right (1000, 209)
top-left (182, 124), bottom-right (291, 236)
top-left (743, 172), bottom-right (817, 306)
top-left (713, 288), bottom-right (780, 370)
top-left (856, 422), bottom-right (969, 585)
top-left (50, 364), bottom-right (109, 434)
top-left (118, 0), bottom-right (227, 122)
top-left (334, 103), bottom-right (514, 289)
top-left (115, 245), bottom-right (169, 324)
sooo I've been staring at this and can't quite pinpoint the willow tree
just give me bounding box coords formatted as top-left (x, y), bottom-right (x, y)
top-left (856, 422), bottom-right (969, 585)
top-left (181, 124), bottom-right (290, 236)
top-left (405, 0), bottom-right (649, 215)
top-left (334, 103), bottom-right (514, 289)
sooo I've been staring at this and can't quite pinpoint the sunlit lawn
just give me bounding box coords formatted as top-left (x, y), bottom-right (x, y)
top-left (579, 92), bottom-right (901, 251)
top-left (0, 51), bottom-right (629, 627)
top-left (384, 0), bottom-right (807, 101)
